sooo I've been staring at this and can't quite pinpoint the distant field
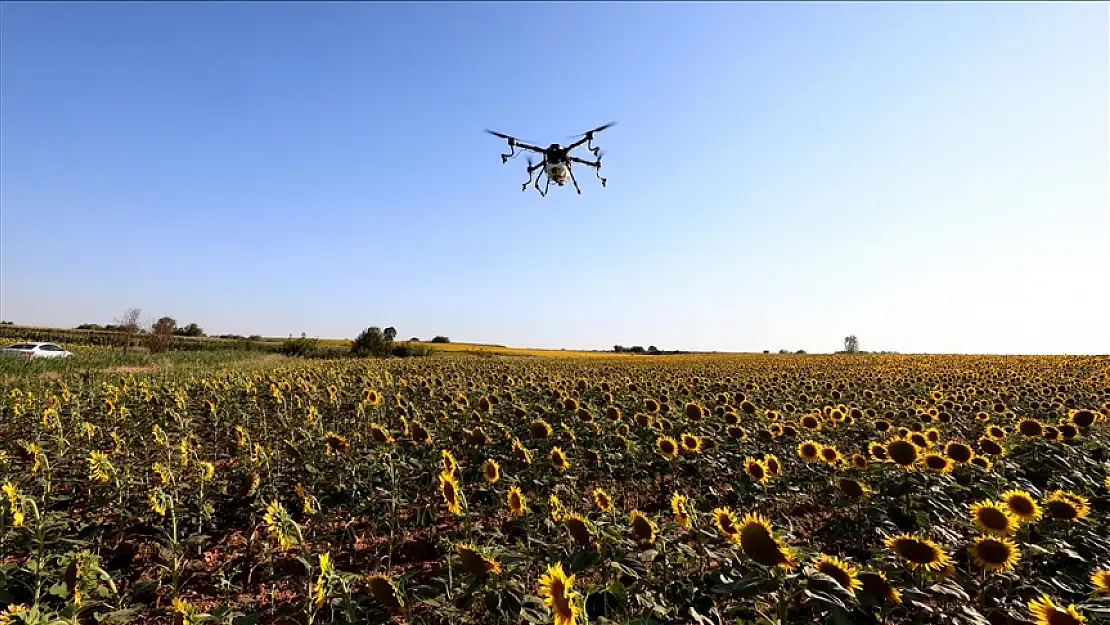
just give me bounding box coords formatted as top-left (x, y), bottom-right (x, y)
top-left (0, 324), bottom-right (634, 359)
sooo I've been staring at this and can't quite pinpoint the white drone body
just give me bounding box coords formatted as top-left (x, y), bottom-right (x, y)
top-left (546, 162), bottom-right (569, 186)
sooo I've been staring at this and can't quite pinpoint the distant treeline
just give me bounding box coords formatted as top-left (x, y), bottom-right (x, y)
top-left (612, 345), bottom-right (690, 355)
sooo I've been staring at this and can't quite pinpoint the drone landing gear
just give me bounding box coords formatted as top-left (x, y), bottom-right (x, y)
top-left (567, 164), bottom-right (582, 195)
top-left (522, 160), bottom-right (545, 192)
top-left (501, 144), bottom-right (516, 163)
top-left (536, 175), bottom-right (550, 197)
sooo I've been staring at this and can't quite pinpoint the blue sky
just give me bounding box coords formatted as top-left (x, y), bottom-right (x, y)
top-left (2, 2), bottom-right (1107, 354)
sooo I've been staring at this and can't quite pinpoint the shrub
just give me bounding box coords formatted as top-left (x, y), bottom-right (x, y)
top-left (280, 336), bottom-right (319, 358)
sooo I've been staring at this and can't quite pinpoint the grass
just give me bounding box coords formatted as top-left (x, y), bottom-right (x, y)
top-left (0, 345), bottom-right (279, 380)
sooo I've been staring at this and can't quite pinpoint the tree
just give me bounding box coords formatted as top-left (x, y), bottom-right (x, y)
top-left (431, 336), bottom-right (450, 344)
top-left (844, 335), bottom-right (860, 354)
top-left (148, 316), bottom-right (177, 354)
top-left (173, 322), bottom-right (205, 337)
top-left (384, 327), bottom-right (397, 343)
top-left (115, 308), bottom-right (142, 353)
top-left (352, 326), bottom-right (393, 358)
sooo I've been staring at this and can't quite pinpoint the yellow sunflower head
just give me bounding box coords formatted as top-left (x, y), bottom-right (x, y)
top-left (970, 500), bottom-right (1017, 536)
top-left (537, 562), bottom-right (580, 625)
top-left (884, 533), bottom-right (951, 572)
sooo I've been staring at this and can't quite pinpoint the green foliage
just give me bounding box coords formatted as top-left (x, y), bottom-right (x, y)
top-left (173, 322), bottom-right (206, 337)
top-left (391, 341), bottom-right (437, 358)
top-left (351, 326), bottom-right (394, 358)
top-left (280, 335), bottom-right (320, 358)
top-left (430, 335), bottom-right (451, 343)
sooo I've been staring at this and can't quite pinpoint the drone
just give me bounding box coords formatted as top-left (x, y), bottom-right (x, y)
top-left (484, 122), bottom-right (615, 197)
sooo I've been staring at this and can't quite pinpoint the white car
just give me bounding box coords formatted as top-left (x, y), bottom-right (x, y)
top-left (0, 342), bottom-right (75, 359)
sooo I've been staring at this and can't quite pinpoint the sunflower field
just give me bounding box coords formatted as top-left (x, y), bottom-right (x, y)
top-left (1, 353), bottom-right (1109, 625)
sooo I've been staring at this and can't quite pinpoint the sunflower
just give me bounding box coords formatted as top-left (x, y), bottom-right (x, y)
top-left (798, 440), bottom-right (822, 462)
top-left (969, 535), bottom-right (1021, 573)
top-left (763, 454), bottom-right (781, 476)
top-left (800, 414), bottom-right (822, 430)
top-left (970, 500), bottom-right (1017, 536)
top-left (712, 507), bottom-right (741, 543)
top-left (367, 573), bottom-right (404, 610)
top-left (920, 453), bottom-right (952, 473)
top-left (887, 439), bottom-right (919, 468)
top-left (507, 485), bottom-right (528, 517)
top-left (1091, 569), bottom-right (1110, 593)
top-left (410, 423), bottom-right (432, 445)
top-left (978, 437), bottom-right (1005, 457)
top-left (680, 434), bottom-right (702, 454)
top-left (1068, 409), bottom-right (1098, 428)
top-left (550, 447), bottom-right (570, 472)
top-left (671, 492), bottom-right (691, 528)
top-left (549, 494), bottom-right (563, 521)
top-left (820, 445), bottom-right (841, 465)
top-left (482, 458), bottom-right (500, 483)
top-left (869, 442), bottom-right (890, 462)
top-left (851, 454), bottom-right (869, 470)
top-left (858, 571), bottom-right (901, 605)
top-left (512, 438), bottom-right (533, 464)
top-left (813, 554), bottom-right (863, 596)
top-left (971, 456), bottom-right (993, 472)
top-left (837, 478), bottom-right (870, 499)
top-left (885, 534), bottom-right (951, 572)
top-left (369, 424), bottom-right (394, 444)
top-left (1027, 594), bottom-right (1086, 625)
top-left (745, 457), bottom-right (769, 484)
top-left (591, 488), bottom-right (613, 513)
top-left (738, 513), bottom-right (795, 568)
top-left (324, 432), bottom-right (349, 455)
top-left (438, 470), bottom-right (462, 515)
top-left (1043, 490), bottom-right (1090, 522)
top-left (1017, 419), bottom-right (1044, 438)
top-left (538, 562), bottom-right (580, 625)
top-left (563, 513), bottom-right (594, 547)
top-left (442, 449), bottom-right (459, 474)
top-left (1058, 424), bottom-right (1079, 439)
top-left (1000, 489), bottom-right (1041, 523)
top-left (456, 543), bottom-right (502, 576)
top-left (945, 442), bottom-right (974, 464)
top-left (530, 419), bottom-right (553, 439)
top-left (656, 436), bottom-right (679, 459)
top-left (629, 510), bottom-right (657, 545)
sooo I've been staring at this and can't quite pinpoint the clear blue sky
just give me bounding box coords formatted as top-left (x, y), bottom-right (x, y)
top-left (2, 2), bottom-right (1107, 354)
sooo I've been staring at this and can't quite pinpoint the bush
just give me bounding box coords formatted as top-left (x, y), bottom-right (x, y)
top-left (392, 342), bottom-right (436, 358)
top-left (430, 336), bottom-right (450, 343)
top-left (280, 336), bottom-right (319, 357)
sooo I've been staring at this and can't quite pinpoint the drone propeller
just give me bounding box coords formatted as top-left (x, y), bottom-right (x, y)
top-left (484, 129), bottom-right (516, 142)
top-left (569, 121), bottom-right (617, 141)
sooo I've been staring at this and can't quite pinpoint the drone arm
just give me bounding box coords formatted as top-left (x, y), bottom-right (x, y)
top-left (514, 142), bottom-right (547, 154)
top-left (570, 156), bottom-right (606, 187)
